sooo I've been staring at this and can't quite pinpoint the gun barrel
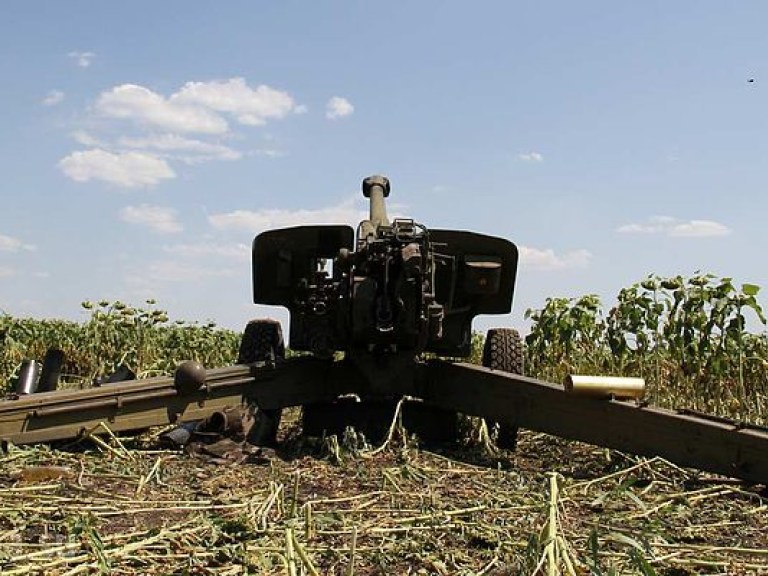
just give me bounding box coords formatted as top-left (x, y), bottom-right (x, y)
top-left (362, 175), bottom-right (390, 230)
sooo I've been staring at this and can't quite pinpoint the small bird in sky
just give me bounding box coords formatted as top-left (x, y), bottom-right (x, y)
top-left (748, 78), bottom-right (755, 83)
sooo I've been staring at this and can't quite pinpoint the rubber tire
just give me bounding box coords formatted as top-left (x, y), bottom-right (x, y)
top-left (482, 328), bottom-right (524, 450)
top-left (238, 320), bottom-right (285, 446)
top-left (482, 328), bottom-right (525, 375)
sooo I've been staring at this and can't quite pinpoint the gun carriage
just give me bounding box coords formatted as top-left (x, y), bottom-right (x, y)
top-left (2, 176), bottom-right (768, 485)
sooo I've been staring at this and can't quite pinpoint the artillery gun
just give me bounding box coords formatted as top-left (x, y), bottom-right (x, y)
top-left (2, 176), bottom-right (768, 486)
top-left (248, 174), bottom-right (519, 442)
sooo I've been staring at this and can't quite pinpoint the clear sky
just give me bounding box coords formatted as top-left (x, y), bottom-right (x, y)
top-left (1, 2), bottom-right (767, 334)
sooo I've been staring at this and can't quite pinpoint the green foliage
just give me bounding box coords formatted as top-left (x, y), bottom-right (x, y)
top-left (523, 273), bottom-right (768, 424)
top-left (1, 300), bottom-right (240, 392)
top-left (4, 274), bottom-right (768, 426)
top-left (468, 330), bottom-right (485, 364)
top-left (524, 294), bottom-right (606, 382)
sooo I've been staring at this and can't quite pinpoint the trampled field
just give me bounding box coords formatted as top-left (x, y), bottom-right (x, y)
top-left (1, 418), bottom-right (767, 574)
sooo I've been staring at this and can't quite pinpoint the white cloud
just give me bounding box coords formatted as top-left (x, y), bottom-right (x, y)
top-left (72, 130), bottom-right (111, 149)
top-left (63, 78), bottom-right (301, 188)
top-left (0, 234), bottom-right (36, 252)
top-left (519, 246), bottom-right (592, 271)
top-left (70, 132), bottom-right (241, 164)
top-left (120, 205), bottom-right (183, 233)
top-left (616, 215), bottom-right (677, 234)
top-left (517, 152), bottom-right (543, 162)
top-left (326, 96), bottom-right (354, 119)
top-left (669, 220), bottom-right (731, 237)
top-left (118, 134), bottom-right (242, 163)
top-left (68, 51), bottom-right (95, 68)
top-left (209, 197), bottom-right (366, 233)
top-left (58, 149), bottom-right (176, 188)
top-left (71, 131), bottom-right (106, 147)
top-left (95, 79), bottom-right (300, 135)
top-left (42, 90), bottom-right (64, 106)
top-left (172, 78), bottom-right (298, 126)
top-left (97, 84), bottom-right (229, 135)
top-left (0, 266), bottom-right (15, 278)
top-left (617, 216), bottom-right (730, 237)
top-left (142, 260), bottom-right (238, 283)
top-left (123, 251), bottom-right (241, 297)
top-left (163, 242), bottom-right (250, 260)
top-left (251, 148), bottom-right (285, 159)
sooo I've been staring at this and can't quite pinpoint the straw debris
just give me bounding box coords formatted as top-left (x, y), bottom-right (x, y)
top-left (1, 420), bottom-right (766, 574)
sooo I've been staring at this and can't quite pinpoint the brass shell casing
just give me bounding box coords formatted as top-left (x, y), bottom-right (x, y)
top-left (564, 375), bottom-right (645, 399)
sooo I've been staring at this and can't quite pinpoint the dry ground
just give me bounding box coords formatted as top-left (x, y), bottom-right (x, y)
top-left (1, 412), bottom-right (767, 575)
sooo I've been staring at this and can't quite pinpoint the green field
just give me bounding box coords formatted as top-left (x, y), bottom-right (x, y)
top-left (3, 273), bottom-right (767, 425)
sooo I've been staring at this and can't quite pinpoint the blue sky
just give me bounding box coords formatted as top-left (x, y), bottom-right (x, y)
top-left (1, 2), bottom-right (767, 334)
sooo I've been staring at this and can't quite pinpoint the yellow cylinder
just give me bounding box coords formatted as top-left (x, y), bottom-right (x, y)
top-left (564, 375), bottom-right (645, 399)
